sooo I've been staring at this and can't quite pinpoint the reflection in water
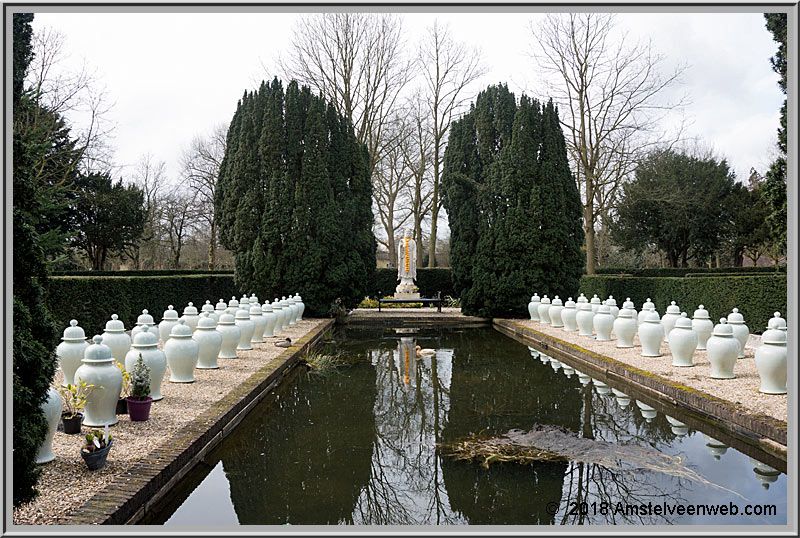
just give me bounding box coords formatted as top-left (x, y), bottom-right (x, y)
top-left (147, 327), bottom-right (786, 526)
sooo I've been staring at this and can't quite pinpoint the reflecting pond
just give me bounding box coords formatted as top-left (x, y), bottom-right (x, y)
top-left (144, 327), bottom-right (786, 526)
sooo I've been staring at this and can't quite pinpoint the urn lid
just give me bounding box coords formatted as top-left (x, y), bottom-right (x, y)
top-left (712, 318), bottom-right (734, 336)
top-left (767, 312), bottom-right (787, 331)
top-left (62, 319), bottom-right (87, 341)
top-left (295, 294), bottom-right (302, 301)
top-left (215, 299), bottom-right (227, 311)
top-left (202, 300), bottom-right (215, 313)
top-left (564, 297), bottom-right (576, 308)
top-left (727, 307), bottom-right (745, 324)
top-left (250, 304), bottom-right (263, 316)
top-left (530, 293), bottom-right (540, 302)
top-left (240, 296), bottom-right (250, 307)
top-left (170, 319), bottom-right (192, 337)
top-left (541, 295), bottom-right (551, 305)
top-left (262, 301), bottom-right (273, 312)
top-left (642, 298), bottom-right (655, 311)
top-left (551, 296), bottom-right (563, 306)
top-left (272, 299), bottom-right (283, 310)
top-left (163, 305), bottom-right (179, 320)
top-left (693, 304), bottom-right (710, 319)
top-left (250, 293), bottom-right (259, 305)
top-left (578, 302), bottom-right (593, 311)
top-left (617, 308), bottom-right (633, 318)
top-left (218, 313), bottom-right (235, 325)
top-left (577, 293), bottom-right (588, 303)
top-left (622, 297), bottom-right (635, 310)
top-left (229, 296), bottom-right (239, 308)
top-left (643, 311), bottom-right (661, 324)
top-left (132, 325), bottom-right (159, 347)
top-left (666, 301), bottom-right (680, 314)
top-left (590, 294), bottom-right (602, 305)
top-left (136, 309), bottom-right (155, 326)
top-left (674, 312), bottom-right (692, 329)
top-left (104, 314), bottom-right (125, 332)
top-left (183, 302), bottom-right (199, 316)
top-left (597, 305), bottom-right (611, 315)
top-left (605, 295), bottom-right (617, 307)
top-left (235, 308), bottom-right (251, 320)
top-left (83, 335), bottom-right (114, 362)
top-left (197, 312), bottom-right (217, 329)
top-left (762, 327), bottom-right (787, 345)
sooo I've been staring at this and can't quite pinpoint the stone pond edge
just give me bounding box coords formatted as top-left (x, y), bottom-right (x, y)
top-left (59, 318), bottom-right (335, 526)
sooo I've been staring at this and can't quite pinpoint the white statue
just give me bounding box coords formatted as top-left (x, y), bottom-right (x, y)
top-left (396, 229), bottom-right (419, 298)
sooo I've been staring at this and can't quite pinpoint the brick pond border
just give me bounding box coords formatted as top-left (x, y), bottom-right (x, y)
top-left (61, 318), bottom-right (335, 525)
top-left (494, 319), bottom-right (787, 464)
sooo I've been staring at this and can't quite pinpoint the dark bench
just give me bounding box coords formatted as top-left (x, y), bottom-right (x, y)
top-left (377, 291), bottom-right (442, 312)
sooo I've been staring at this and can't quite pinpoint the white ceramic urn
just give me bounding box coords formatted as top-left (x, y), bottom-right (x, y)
top-left (613, 309), bottom-right (637, 348)
top-left (755, 327), bottom-right (787, 394)
top-left (661, 301), bottom-right (682, 337)
top-left (130, 309), bottom-right (156, 341)
top-left (124, 325), bottom-right (167, 401)
top-left (576, 302), bottom-right (595, 337)
top-left (576, 293), bottom-right (588, 305)
top-left (239, 295), bottom-right (250, 317)
top-left (706, 318), bottom-right (738, 379)
top-left (74, 335), bottom-right (123, 427)
top-left (35, 387), bottom-right (63, 464)
top-left (668, 313), bottom-right (697, 367)
top-left (165, 320), bottom-right (199, 383)
top-left (750, 457), bottom-right (782, 489)
top-left (287, 296), bottom-right (298, 325)
top-left (665, 415), bottom-right (689, 437)
top-left (280, 297), bottom-right (291, 329)
top-left (605, 296), bottom-right (619, 319)
top-left (56, 320), bottom-right (89, 386)
top-left (181, 302), bottom-right (200, 333)
top-left (250, 293), bottom-right (260, 308)
top-left (621, 297), bottom-right (636, 318)
top-left (593, 378), bottom-right (611, 395)
top-left (215, 299), bottom-right (228, 319)
top-left (224, 296), bottom-right (240, 317)
top-left (692, 305), bottom-right (713, 350)
top-left (538, 295), bottom-right (552, 324)
top-left (271, 299), bottom-right (284, 334)
top-left (193, 313), bottom-right (223, 369)
top-left (768, 312), bottom-right (787, 332)
top-left (528, 293), bottom-right (541, 321)
top-left (638, 298), bottom-right (657, 326)
top-left (549, 296), bottom-right (564, 328)
top-left (636, 400), bottom-right (657, 422)
top-left (262, 302), bottom-right (278, 338)
top-left (249, 304), bottom-right (266, 344)
top-left (638, 310), bottom-right (664, 357)
top-left (216, 313), bottom-right (241, 359)
top-left (101, 314), bottom-right (131, 363)
top-left (561, 298), bottom-right (578, 331)
top-left (295, 294), bottom-right (305, 321)
top-left (159, 305), bottom-right (180, 344)
top-left (704, 434), bottom-right (729, 459)
top-left (727, 308), bottom-right (749, 359)
top-left (593, 305), bottom-right (614, 341)
top-left (235, 308), bottom-right (255, 350)
top-left (201, 300), bottom-right (218, 324)
top-left (612, 388), bottom-right (630, 408)
top-left (589, 294), bottom-right (602, 314)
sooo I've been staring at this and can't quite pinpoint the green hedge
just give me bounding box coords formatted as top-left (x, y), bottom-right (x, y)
top-left (595, 266), bottom-right (785, 277)
top-left (579, 274), bottom-right (787, 334)
top-left (46, 275), bottom-right (239, 337)
top-left (372, 268), bottom-right (455, 299)
top-left (52, 269), bottom-right (234, 277)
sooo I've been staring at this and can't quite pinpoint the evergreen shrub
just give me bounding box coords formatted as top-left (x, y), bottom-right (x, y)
top-left (579, 274), bottom-right (787, 334)
top-left (595, 266), bottom-right (785, 277)
top-left (372, 268), bottom-right (455, 299)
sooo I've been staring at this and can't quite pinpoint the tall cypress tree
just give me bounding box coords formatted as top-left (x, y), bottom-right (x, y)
top-left (215, 78), bottom-right (375, 315)
top-left (442, 85), bottom-right (583, 317)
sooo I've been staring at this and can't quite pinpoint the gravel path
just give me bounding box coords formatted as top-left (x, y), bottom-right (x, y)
top-left (510, 318), bottom-right (786, 423)
top-left (13, 319), bottom-right (325, 526)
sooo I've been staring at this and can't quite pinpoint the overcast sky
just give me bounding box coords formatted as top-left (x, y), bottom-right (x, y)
top-left (29, 9), bottom-right (783, 189)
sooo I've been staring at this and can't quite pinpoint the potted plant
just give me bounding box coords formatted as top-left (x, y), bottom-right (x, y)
top-left (115, 361), bottom-right (131, 414)
top-left (126, 354), bottom-right (153, 422)
top-left (57, 379), bottom-right (96, 434)
top-left (80, 428), bottom-right (113, 470)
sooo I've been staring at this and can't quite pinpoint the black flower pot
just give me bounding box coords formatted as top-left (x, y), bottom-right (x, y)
top-left (116, 398), bottom-right (128, 415)
top-left (81, 438), bottom-right (113, 471)
top-left (61, 413), bottom-right (83, 435)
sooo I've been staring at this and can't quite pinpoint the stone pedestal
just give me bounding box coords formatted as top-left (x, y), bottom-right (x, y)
top-left (395, 277), bottom-right (420, 299)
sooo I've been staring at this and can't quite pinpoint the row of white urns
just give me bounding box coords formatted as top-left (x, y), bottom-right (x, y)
top-left (527, 294), bottom-right (787, 394)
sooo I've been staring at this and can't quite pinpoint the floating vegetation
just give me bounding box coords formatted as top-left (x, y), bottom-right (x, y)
top-left (302, 350), bottom-right (363, 376)
top-left (438, 424), bottom-right (743, 497)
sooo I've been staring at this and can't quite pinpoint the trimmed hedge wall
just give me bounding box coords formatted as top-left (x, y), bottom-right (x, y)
top-left (46, 275), bottom-right (239, 337)
top-left (372, 268), bottom-right (456, 299)
top-left (595, 266), bottom-right (785, 277)
top-left (52, 269), bottom-right (234, 277)
top-left (579, 274), bottom-right (787, 334)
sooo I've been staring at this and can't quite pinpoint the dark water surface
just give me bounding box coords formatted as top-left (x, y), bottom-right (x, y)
top-left (144, 327), bottom-right (786, 526)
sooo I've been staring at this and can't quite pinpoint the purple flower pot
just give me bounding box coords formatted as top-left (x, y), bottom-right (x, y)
top-left (126, 397), bottom-right (153, 421)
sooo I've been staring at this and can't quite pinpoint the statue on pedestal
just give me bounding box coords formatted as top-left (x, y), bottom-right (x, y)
top-left (396, 228), bottom-right (420, 299)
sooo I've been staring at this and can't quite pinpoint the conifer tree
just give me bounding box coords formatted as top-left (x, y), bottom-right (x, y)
top-left (442, 84), bottom-right (583, 317)
top-left (216, 78), bottom-right (375, 315)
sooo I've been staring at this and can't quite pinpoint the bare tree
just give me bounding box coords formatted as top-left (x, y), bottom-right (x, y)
top-left (530, 13), bottom-right (687, 274)
top-left (180, 123), bottom-right (227, 269)
top-left (418, 20), bottom-right (487, 267)
top-left (400, 91), bottom-right (434, 264)
top-left (126, 154), bottom-right (168, 268)
top-left (160, 185), bottom-right (201, 269)
top-left (278, 13), bottom-right (413, 177)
